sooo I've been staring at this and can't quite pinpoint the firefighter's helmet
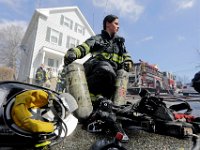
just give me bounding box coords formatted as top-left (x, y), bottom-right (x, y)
top-left (2, 89), bottom-right (78, 146)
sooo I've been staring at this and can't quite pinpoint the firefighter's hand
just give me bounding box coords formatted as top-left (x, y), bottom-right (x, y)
top-left (123, 60), bottom-right (134, 72)
top-left (64, 49), bottom-right (76, 66)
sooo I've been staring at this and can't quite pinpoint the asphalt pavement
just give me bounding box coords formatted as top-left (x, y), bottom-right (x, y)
top-left (52, 124), bottom-right (194, 150)
top-left (1, 93), bottom-right (199, 150)
top-left (52, 94), bottom-right (200, 150)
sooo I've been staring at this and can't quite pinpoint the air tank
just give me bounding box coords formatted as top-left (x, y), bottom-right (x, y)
top-left (65, 62), bottom-right (93, 120)
top-left (113, 69), bottom-right (129, 106)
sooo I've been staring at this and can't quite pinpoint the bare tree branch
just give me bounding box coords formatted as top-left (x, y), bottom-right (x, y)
top-left (0, 25), bottom-right (25, 69)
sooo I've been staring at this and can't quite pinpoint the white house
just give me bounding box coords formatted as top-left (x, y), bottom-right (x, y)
top-left (18, 6), bottom-right (95, 84)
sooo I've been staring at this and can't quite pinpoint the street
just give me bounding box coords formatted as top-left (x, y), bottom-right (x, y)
top-left (0, 93), bottom-right (199, 150)
top-left (52, 94), bottom-right (200, 150)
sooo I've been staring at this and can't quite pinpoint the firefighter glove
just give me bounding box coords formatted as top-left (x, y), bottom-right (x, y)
top-left (64, 49), bottom-right (76, 66)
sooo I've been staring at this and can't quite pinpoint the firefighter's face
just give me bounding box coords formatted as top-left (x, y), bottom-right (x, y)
top-left (106, 18), bottom-right (119, 34)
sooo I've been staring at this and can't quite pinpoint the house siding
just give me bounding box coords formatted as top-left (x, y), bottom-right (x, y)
top-left (18, 6), bottom-right (95, 85)
top-left (18, 19), bottom-right (38, 82)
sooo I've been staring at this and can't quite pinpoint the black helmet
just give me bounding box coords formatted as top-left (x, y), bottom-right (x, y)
top-left (2, 89), bottom-right (78, 148)
top-left (192, 71), bottom-right (200, 93)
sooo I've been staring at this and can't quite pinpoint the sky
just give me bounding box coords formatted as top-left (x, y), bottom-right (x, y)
top-left (0, 0), bottom-right (200, 82)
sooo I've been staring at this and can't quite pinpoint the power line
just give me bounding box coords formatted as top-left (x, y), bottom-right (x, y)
top-left (92, 13), bottom-right (95, 30)
top-left (103, 0), bottom-right (109, 17)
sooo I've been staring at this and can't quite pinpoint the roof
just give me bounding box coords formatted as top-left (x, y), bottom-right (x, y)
top-left (21, 6), bottom-right (95, 44)
top-left (36, 6), bottom-right (95, 35)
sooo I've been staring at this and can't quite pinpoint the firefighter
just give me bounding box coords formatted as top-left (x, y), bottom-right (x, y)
top-left (35, 64), bottom-right (47, 87)
top-left (64, 14), bottom-right (133, 102)
top-left (44, 67), bottom-right (52, 88)
top-left (64, 15), bottom-right (133, 142)
top-left (56, 69), bottom-right (66, 93)
top-left (192, 71), bottom-right (200, 93)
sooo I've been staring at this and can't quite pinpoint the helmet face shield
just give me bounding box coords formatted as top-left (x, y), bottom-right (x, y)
top-left (55, 113), bottom-right (78, 137)
top-left (59, 93), bottom-right (78, 113)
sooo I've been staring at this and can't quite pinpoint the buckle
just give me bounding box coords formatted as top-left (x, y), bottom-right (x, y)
top-left (87, 120), bottom-right (104, 133)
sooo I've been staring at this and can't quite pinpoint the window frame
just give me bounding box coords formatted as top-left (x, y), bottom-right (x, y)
top-left (66, 36), bottom-right (80, 48)
top-left (50, 29), bottom-right (60, 44)
top-left (63, 16), bottom-right (73, 29)
top-left (48, 58), bottom-right (54, 67)
top-left (74, 23), bottom-right (85, 35)
top-left (45, 27), bottom-right (63, 46)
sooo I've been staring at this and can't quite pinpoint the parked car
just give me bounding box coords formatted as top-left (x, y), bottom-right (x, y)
top-left (182, 83), bottom-right (199, 96)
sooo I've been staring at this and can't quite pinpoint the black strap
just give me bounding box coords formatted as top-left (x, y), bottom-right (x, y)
top-left (48, 98), bottom-right (67, 143)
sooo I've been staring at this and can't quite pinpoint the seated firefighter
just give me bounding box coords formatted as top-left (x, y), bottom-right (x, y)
top-left (64, 14), bottom-right (133, 104)
top-left (64, 14), bottom-right (133, 142)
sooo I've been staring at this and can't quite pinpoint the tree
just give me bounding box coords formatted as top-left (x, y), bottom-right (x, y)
top-left (176, 75), bottom-right (190, 85)
top-left (0, 25), bottom-right (25, 69)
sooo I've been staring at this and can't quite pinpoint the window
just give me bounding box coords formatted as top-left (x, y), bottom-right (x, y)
top-left (48, 58), bottom-right (54, 67)
top-left (74, 23), bottom-right (85, 35)
top-left (51, 29), bottom-right (59, 44)
top-left (66, 36), bottom-right (80, 48)
top-left (69, 37), bottom-right (76, 48)
top-left (45, 27), bottom-right (63, 46)
top-left (77, 40), bottom-right (80, 45)
top-left (60, 15), bottom-right (73, 29)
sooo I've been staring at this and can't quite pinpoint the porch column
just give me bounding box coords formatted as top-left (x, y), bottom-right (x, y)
top-left (42, 51), bottom-right (46, 64)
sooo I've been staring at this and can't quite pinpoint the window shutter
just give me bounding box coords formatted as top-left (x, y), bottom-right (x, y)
top-left (58, 32), bottom-right (63, 46)
top-left (60, 15), bottom-right (64, 25)
top-left (70, 20), bottom-right (73, 30)
top-left (66, 36), bottom-right (70, 48)
top-left (74, 23), bottom-right (77, 32)
top-left (76, 40), bottom-right (80, 46)
top-left (45, 27), bottom-right (51, 42)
